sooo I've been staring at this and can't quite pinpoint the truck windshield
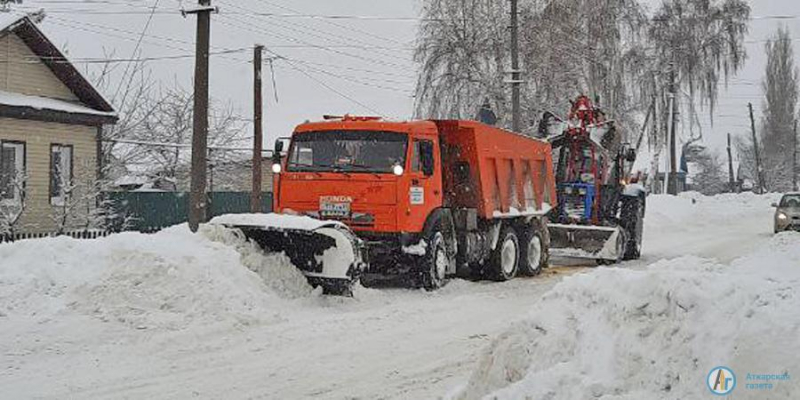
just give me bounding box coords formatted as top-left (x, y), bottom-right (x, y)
top-left (286, 130), bottom-right (408, 173)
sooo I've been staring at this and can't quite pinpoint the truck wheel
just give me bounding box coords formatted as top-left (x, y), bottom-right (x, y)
top-left (421, 231), bottom-right (449, 290)
top-left (621, 196), bottom-right (644, 260)
top-left (519, 225), bottom-right (548, 276)
top-left (490, 227), bottom-right (519, 281)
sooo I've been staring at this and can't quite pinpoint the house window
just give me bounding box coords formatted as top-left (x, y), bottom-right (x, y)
top-left (50, 144), bottom-right (73, 206)
top-left (1, 141), bottom-right (25, 203)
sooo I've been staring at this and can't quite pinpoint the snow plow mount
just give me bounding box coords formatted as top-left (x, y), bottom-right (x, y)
top-left (225, 222), bottom-right (367, 296)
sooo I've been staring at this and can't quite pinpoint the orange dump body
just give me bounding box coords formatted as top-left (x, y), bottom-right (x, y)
top-left (434, 120), bottom-right (556, 219)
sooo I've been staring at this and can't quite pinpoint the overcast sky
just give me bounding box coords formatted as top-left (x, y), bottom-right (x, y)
top-left (8, 0), bottom-right (800, 158)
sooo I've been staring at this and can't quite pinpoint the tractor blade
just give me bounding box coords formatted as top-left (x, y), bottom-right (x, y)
top-left (548, 223), bottom-right (624, 262)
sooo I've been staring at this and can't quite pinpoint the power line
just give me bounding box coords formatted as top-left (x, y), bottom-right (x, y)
top-left (272, 59), bottom-right (413, 94)
top-left (113, 0), bottom-right (161, 106)
top-left (1, 48), bottom-right (249, 64)
top-left (249, 0), bottom-right (410, 45)
top-left (216, 1), bottom-right (414, 63)
top-left (42, 15), bottom-right (251, 64)
top-left (214, 16), bottom-right (412, 70)
top-left (276, 55), bottom-right (386, 116)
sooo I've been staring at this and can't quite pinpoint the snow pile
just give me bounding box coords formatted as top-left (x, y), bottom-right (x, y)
top-left (645, 191), bottom-right (779, 234)
top-left (456, 194), bottom-right (800, 400)
top-left (0, 225), bottom-right (312, 330)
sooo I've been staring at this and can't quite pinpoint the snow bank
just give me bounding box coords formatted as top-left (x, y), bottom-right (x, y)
top-left (456, 193), bottom-right (800, 399)
top-left (645, 191), bottom-right (780, 234)
top-left (0, 225), bottom-right (312, 330)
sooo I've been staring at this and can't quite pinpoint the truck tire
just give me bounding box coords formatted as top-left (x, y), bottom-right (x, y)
top-left (489, 227), bottom-right (520, 281)
top-left (519, 224), bottom-right (548, 276)
top-left (621, 195), bottom-right (644, 260)
top-left (421, 231), bottom-right (449, 290)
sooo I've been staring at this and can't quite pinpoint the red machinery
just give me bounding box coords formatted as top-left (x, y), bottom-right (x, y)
top-left (545, 96), bottom-right (646, 263)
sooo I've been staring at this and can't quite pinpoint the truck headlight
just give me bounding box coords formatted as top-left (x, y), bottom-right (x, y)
top-left (777, 212), bottom-right (788, 220)
top-left (393, 164), bottom-right (404, 176)
top-left (272, 163), bottom-right (282, 174)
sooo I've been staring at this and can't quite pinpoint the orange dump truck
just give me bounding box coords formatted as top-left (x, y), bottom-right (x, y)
top-left (233, 116), bottom-right (556, 293)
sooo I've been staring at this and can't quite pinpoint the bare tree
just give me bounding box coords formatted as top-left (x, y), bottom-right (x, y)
top-left (0, 0), bottom-right (22, 12)
top-left (133, 85), bottom-right (248, 189)
top-left (50, 162), bottom-right (80, 235)
top-left (760, 26), bottom-right (798, 192)
top-left (733, 133), bottom-right (760, 191)
top-left (0, 170), bottom-right (28, 239)
top-left (647, 0), bottom-right (750, 142)
top-left (413, 0), bottom-right (509, 123)
top-left (687, 144), bottom-right (727, 194)
top-left (414, 0), bottom-right (650, 136)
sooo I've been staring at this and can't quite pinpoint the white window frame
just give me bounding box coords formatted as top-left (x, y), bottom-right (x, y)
top-left (0, 141), bottom-right (25, 205)
top-left (50, 144), bottom-right (73, 207)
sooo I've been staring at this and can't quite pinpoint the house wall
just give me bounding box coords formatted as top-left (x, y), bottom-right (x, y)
top-left (0, 32), bottom-right (79, 101)
top-left (0, 117), bottom-right (97, 233)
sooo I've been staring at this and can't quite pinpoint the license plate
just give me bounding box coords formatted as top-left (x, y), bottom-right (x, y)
top-left (320, 196), bottom-right (351, 218)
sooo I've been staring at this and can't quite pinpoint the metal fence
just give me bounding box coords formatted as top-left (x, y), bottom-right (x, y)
top-left (106, 191), bottom-right (273, 232)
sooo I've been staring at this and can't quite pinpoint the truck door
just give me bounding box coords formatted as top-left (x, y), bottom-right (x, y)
top-left (406, 137), bottom-right (443, 231)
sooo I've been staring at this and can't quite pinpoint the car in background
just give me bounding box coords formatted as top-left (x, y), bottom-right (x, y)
top-left (773, 193), bottom-right (800, 233)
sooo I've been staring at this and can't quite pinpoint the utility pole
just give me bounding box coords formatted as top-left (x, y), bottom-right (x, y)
top-left (186, 0), bottom-right (214, 232)
top-left (509, 0), bottom-right (521, 132)
top-left (667, 63), bottom-right (678, 195)
top-left (794, 119), bottom-right (798, 191)
top-left (251, 45), bottom-right (264, 213)
top-left (727, 133), bottom-right (735, 193)
top-left (748, 102), bottom-right (764, 194)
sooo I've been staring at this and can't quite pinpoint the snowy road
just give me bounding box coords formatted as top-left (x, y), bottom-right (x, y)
top-left (0, 193), bottom-right (785, 399)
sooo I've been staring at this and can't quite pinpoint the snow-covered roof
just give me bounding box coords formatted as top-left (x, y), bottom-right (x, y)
top-left (0, 13), bottom-right (115, 115)
top-left (0, 90), bottom-right (116, 117)
top-left (0, 13), bottom-right (24, 32)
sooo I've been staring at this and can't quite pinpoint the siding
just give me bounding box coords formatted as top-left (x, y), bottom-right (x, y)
top-left (0, 32), bottom-right (79, 101)
top-left (0, 118), bottom-right (97, 233)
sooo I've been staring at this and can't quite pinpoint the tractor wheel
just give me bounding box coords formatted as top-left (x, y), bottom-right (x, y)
top-left (621, 195), bottom-right (644, 260)
top-left (489, 227), bottom-right (520, 281)
top-left (420, 231), bottom-right (450, 290)
top-left (519, 223), bottom-right (548, 276)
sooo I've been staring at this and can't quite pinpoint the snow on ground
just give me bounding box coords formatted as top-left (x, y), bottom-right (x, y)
top-left (0, 191), bottom-right (795, 399)
top-left (0, 225), bottom-right (310, 331)
top-left (455, 193), bottom-right (800, 400)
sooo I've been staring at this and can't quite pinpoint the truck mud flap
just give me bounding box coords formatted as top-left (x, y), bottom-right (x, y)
top-left (229, 224), bottom-right (366, 294)
top-left (548, 223), bottom-right (624, 262)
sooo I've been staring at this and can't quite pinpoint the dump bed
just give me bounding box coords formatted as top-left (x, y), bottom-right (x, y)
top-left (435, 120), bottom-right (556, 220)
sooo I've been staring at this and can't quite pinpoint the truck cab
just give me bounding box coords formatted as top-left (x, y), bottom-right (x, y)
top-left (273, 116), bottom-right (445, 257)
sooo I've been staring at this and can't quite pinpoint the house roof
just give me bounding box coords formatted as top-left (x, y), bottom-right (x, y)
top-left (0, 90), bottom-right (116, 117)
top-left (0, 13), bottom-right (116, 122)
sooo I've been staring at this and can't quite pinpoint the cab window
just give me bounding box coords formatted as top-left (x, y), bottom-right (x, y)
top-left (410, 139), bottom-right (434, 174)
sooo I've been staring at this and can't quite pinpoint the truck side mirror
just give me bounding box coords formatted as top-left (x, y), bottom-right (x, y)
top-left (420, 141), bottom-right (435, 176)
top-left (274, 138), bottom-right (284, 154)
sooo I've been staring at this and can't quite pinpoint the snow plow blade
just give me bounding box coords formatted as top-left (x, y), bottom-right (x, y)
top-left (547, 224), bottom-right (624, 263)
top-left (210, 214), bottom-right (366, 295)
